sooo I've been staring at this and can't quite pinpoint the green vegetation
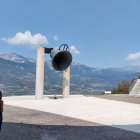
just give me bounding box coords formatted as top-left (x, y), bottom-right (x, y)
top-left (112, 81), bottom-right (130, 94)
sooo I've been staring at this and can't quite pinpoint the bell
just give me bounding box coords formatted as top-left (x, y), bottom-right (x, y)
top-left (50, 49), bottom-right (72, 71)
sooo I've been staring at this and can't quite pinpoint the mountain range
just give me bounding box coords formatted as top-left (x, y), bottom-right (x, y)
top-left (0, 53), bottom-right (139, 96)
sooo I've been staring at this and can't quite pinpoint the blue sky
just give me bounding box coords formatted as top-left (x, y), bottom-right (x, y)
top-left (0, 0), bottom-right (140, 68)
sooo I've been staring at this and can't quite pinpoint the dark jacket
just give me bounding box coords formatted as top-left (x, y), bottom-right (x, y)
top-left (0, 100), bottom-right (3, 112)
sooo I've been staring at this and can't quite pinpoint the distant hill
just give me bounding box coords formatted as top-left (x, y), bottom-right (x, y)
top-left (0, 53), bottom-right (139, 96)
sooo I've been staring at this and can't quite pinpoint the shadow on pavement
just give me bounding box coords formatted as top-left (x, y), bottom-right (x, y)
top-left (113, 124), bottom-right (140, 134)
top-left (0, 122), bottom-right (140, 140)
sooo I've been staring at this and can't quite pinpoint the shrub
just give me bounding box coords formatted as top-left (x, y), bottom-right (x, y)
top-left (112, 81), bottom-right (129, 94)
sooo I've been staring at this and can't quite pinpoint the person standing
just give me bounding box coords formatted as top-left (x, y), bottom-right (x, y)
top-left (0, 91), bottom-right (3, 131)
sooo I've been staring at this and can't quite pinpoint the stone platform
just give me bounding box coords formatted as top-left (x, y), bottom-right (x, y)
top-left (3, 94), bottom-right (140, 134)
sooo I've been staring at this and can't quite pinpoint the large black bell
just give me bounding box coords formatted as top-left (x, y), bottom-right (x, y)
top-left (44, 44), bottom-right (72, 71)
top-left (50, 49), bottom-right (72, 71)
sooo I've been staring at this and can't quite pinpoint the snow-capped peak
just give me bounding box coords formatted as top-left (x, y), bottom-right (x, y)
top-left (0, 53), bottom-right (35, 63)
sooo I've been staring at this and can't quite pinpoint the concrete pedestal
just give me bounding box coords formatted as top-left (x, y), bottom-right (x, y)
top-left (35, 47), bottom-right (45, 100)
top-left (63, 67), bottom-right (70, 98)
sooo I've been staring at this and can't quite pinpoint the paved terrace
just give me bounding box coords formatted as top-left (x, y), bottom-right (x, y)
top-left (0, 94), bottom-right (140, 140)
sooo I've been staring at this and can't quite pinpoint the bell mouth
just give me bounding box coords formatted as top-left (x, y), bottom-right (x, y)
top-left (52, 51), bottom-right (72, 71)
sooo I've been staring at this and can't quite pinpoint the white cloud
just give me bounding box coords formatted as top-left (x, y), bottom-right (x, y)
top-left (2, 31), bottom-right (48, 46)
top-left (126, 52), bottom-right (140, 61)
top-left (53, 35), bottom-right (58, 41)
top-left (69, 46), bottom-right (80, 54)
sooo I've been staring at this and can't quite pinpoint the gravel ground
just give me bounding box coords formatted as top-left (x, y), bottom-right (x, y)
top-left (89, 94), bottom-right (140, 104)
top-left (0, 105), bottom-right (140, 140)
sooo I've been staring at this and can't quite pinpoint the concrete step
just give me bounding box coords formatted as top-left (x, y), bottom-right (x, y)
top-left (129, 94), bottom-right (140, 97)
top-left (131, 89), bottom-right (140, 92)
top-left (132, 87), bottom-right (140, 89)
top-left (130, 91), bottom-right (140, 95)
top-left (135, 82), bottom-right (140, 86)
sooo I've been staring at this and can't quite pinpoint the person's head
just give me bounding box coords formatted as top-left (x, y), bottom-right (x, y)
top-left (0, 91), bottom-right (2, 100)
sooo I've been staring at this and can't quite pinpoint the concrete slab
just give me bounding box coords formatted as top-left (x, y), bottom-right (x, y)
top-left (3, 95), bottom-right (140, 133)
